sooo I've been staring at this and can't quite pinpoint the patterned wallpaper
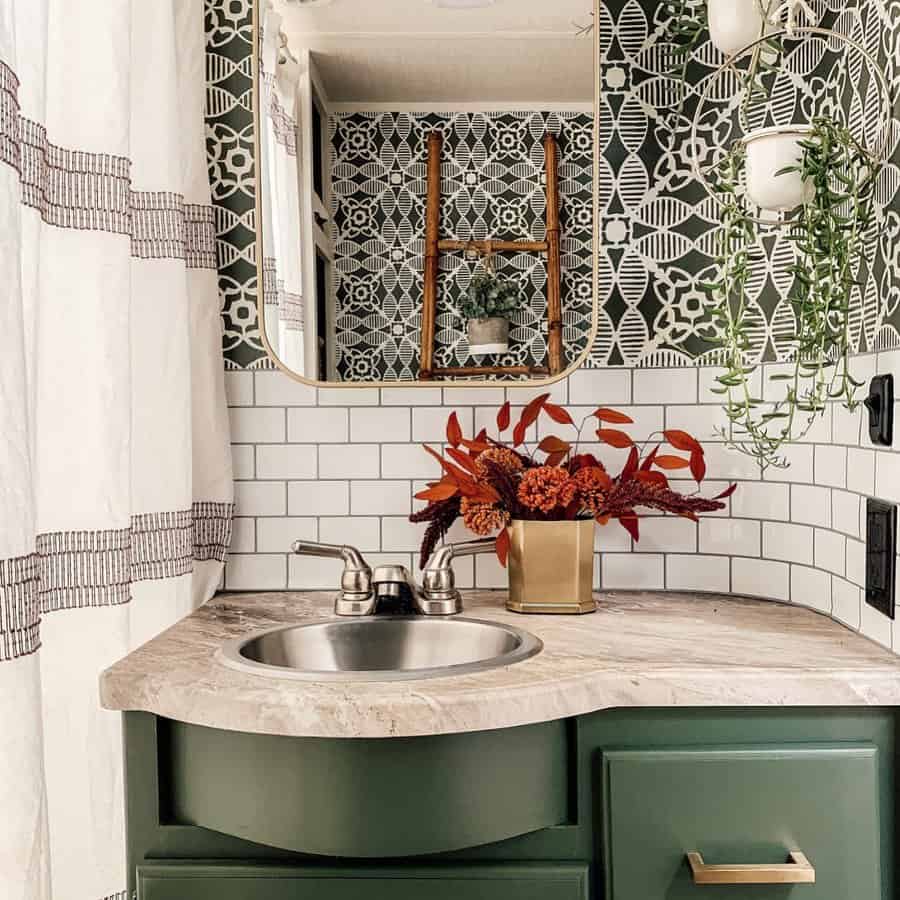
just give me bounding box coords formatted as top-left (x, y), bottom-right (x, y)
top-left (330, 111), bottom-right (594, 381)
top-left (208, 0), bottom-right (900, 373)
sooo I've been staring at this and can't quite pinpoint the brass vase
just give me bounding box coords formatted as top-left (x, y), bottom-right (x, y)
top-left (506, 519), bottom-right (596, 615)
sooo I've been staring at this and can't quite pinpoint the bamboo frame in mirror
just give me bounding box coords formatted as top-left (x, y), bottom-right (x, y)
top-left (251, 0), bottom-right (600, 389)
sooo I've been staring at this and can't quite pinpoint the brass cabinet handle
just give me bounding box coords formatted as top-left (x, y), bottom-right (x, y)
top-left (687, 850), bottom-right (816, 885)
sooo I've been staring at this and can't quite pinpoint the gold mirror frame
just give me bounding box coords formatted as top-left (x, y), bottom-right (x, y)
top-left (251, 0), bottom-right (600, 390)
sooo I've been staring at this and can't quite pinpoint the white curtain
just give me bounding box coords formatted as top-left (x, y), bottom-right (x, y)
top-left (0, 1), bottom-right (234, 898)
top-left (259, 6), bottom-right (305, 373)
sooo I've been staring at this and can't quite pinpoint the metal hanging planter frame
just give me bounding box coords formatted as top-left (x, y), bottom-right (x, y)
top-left (689, 25), bottom-right (894, 229)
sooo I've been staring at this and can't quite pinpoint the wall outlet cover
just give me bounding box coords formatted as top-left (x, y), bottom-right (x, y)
top-left (866, 499), bottom-right (897, 620)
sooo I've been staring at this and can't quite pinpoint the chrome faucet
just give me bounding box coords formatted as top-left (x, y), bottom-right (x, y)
top-left (291, 538), bottom-right (496, 616)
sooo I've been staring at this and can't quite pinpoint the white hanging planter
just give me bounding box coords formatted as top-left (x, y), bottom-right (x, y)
top-left (467, 317), bottom-right (509, 356)
top-left (743, 125), bottom-right (815, 212)
top-left (707, 0), bottom-right (773, 56)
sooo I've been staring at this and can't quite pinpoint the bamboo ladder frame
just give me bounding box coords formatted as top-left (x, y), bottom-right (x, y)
top-left (419, 131), bottom-right (564, 380)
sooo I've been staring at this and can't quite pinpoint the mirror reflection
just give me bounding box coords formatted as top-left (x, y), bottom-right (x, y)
top-left (258, 0), bottom-right (596, 384)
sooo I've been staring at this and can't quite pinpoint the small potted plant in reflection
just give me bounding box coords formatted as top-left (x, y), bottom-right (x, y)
top-left (410, 395), bottom-right (735, 614)
top-left (461, 248), bottom-right (523, 357)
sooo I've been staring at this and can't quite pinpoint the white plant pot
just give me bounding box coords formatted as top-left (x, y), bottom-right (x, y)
top-left (707, 0), bottom-right (772, 56)
top-left (467, 317), bottom-right (509, 356)
top-left (744, 125), bottom-right (815, 212)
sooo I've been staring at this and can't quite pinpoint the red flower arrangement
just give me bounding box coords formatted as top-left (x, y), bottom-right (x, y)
top-left (410, 393), bottom-right (736, 567)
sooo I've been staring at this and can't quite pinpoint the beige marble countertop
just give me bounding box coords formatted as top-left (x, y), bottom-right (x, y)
top-left (100, 590), bottom-right (900, 739)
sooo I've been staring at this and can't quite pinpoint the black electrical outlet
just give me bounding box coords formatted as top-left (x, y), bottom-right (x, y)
top-left (866, 499), bottom-right (897, 620)
top-left (864, 375), bottom-right (894, 446)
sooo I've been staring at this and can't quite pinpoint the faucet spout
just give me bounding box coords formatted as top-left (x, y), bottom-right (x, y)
top-left (420, 538), bottom-right (495, 615)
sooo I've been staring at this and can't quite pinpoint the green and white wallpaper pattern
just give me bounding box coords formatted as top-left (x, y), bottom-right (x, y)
top-left (207, 0), bottom-right (900, 373)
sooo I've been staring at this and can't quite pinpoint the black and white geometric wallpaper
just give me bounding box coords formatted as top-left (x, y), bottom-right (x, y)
top-left (208, 0), bottom-right (900, 373)
top-left (330, 111), bottom-right (594, 381)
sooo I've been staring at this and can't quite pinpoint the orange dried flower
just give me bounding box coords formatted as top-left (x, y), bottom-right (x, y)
top-left (571, 466), bottom-right (610, 515)
top-left (474, 447), bottom-right (524, 479)
top-left (517, 466), bottom-right (577, 513)
top-left (461, 497), bottom-right (510, 536)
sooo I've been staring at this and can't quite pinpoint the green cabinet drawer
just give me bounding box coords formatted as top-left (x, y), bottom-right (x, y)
top-left (137, 862), bottom-right (590, 900)
top-left (601, 744), bottom-right (881, 900)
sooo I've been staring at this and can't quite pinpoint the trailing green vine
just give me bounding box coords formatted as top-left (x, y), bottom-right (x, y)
top-left (704, 117), bottom-right (880, 470)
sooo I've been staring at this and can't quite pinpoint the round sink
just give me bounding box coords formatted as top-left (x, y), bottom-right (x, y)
top-left (217, 616), bottom-right (543, 682)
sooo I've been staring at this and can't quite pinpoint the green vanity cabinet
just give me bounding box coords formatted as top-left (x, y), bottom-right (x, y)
top-left (125, 708), bottom-right (898, 900)
top-left (136, 863), bottom-right (591, 900)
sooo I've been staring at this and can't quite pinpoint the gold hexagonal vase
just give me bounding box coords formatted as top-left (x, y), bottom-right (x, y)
top-left (507, 519), bottom-right (597, 615)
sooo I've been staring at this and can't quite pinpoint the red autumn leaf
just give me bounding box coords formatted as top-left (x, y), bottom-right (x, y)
top-left (640, 444), bottom-right (660, 471)
top-left (714, 483), bottom-right (738, 500)
top-left (635, 469), bottom-right (669, 488)
top-left (474, 427), bottom-right (489, 443)
top-left (461, 483), bottom-right (500, 504)
top-left (594, 408), bottom-right (634, 425)
top-left (571, 453), bottom-right (601, 471)
top-left (497, 401), bottom-right (511, 432)
top-left (514, 392), bottom-right (551, 443)
top-left (596, 428), bottom-right (634, 449)
top-left (654, 455), bottom-right (691, 470)
top-left (512, 419), bottom-right (528, 447)
top-left (447, 447), bottom-right (477, 474)
top-left (495, 527), bottom-right (510, 567)
top-left (460, 438), bottom-right (492, 454)
top-left (415, 481), bottom-right (459, 502)
top-left (546, 451), bottom-right (569, 467)
top-left (678, 511), bottom-right (700, 522)
top-left (619, 514), bottom-right (640, 542)
top-left (446, 412), bottom-right (462, 448)
top-left (544, 402), bottom-right (574, 426)
top-left (423, 444), bottom-right (476, 486)
top-left (622, 445), bottom-right (640, 480)
top-left (538, 436), bottom-right (571, 455)
top-left (665, 429), bottom-right (702, 454)
top-left (690, 450), bottom-right (707, 483)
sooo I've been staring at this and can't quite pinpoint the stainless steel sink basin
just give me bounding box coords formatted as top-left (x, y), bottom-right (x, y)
top-left (217, 617), bottom-right (543, 682)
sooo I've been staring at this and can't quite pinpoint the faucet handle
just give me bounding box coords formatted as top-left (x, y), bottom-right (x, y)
top-left (420, 538), bottom-right (495, 615)
top-left (291, 540), bottom-right (375, 616)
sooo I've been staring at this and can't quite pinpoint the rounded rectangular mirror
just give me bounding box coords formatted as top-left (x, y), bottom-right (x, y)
top-left (254, 0), bottom-right (598, 386)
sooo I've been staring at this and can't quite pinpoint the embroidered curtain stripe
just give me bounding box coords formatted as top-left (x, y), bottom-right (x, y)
top-left (0, 554), bottom-right (40, 662)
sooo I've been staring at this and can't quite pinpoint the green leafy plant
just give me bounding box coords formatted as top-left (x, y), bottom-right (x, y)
top-left (704, 117), bottom-right (880, 470)
top-left (461, 271), bottom-right (522, 321)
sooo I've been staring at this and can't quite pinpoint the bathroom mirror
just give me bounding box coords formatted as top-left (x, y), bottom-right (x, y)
top-left (253, 0), bottom-right (598, 385)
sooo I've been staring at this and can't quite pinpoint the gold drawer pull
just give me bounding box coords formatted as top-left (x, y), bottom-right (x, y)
top-left (687, 850), bottom-right (816, 885)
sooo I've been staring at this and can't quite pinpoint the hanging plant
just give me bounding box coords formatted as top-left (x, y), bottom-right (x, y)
top-left (460, 249), bottom-right (524, 357)
top-left (704, 116), bottom-right (880, 470)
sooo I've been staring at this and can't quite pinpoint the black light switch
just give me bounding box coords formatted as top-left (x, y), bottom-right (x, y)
top-left (866, 499), bottom-right (897, 619)
top-left (864, 375), bottom-right (894, 446)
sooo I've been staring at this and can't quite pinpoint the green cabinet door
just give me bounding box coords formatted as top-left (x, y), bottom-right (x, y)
top-left (601, 744), bottom-right (882, 900)
top-left (137, 862), bottom-right (590, 900)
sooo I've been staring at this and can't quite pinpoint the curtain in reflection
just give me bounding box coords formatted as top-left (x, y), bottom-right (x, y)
top-left (259, 6), bottom-right (305, 373)
top-left (0, 1), bottom-right (234, 897)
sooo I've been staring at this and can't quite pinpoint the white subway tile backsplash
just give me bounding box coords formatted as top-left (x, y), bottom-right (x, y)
top-left (667, 555), bottom-right (730, 592)
top-left (814, 445), bottom-right (847, 488)
top-left (636, 517), bottom-right (697, 553)
top-left (567, 368), bottom-right (631, 405)
top-left (288, 481), bottom-right (349, 517)
top-left (814, 528), bottom-right (846, 577)
top-left (230, 445), bottom-right (255, 480)
top-left (699, 519), bottom-right (760, 557)
top-left (732, 557), bottom-right (790, 601)
top-left (762, 522), bottom-right (814, 565)
top-left (860, 601), bottom-right (892, 649)
top-left (228, 407), bottom-right (285, 443)
top-left (233, 481), bottom-right (285, 517)
top-left (698, 367), bottom-right (762, 404)
top-left (633, 368), bottom-right (697, 405)
top-left (731, 482), bottom-right (790, 521)
top-left (832, 404), bottom-right (861, 446)
top-left (317, 387), bottom-right (379, 407)
top-left (832, 490), bottom-right (861, 538)
top-left (791, 566), bottom-right (831, 614)
top-left (412, 406), bottom-right (474, 443)
top-left (790, 485), bottom-right (831, 527)
top-left (351, 481), bottom-right (411, 516)
top-left (382, 444), bottom-right (442, 479)
top-left (381, 387), bottom-right (442, 406)
top-left (289, 554), bottom-right (344, 590)
top-left (256, 445), bottom-right (317, 480)
top-left (602, 554), bottom-right (664, 590)
top-left (794, 406), bottom-right (832, 445)
top-left (475, 554), bottom-right (509, 589)
top-left (764, 445), bottom-right (815, 484)
top-left (832, 577), bottom-right (861, 628)
top-left (846, 538), bottom-right (866, 588)
top-left (595, 522), bottom-right (633, 553)
top-left (256, 517), bottom-right (317, 553)
top-left (319, 517), bottom-right (380, 551)
top-left (442, 387), bottom-right (506, 406)
top-left (226, 554), bottom-right (287, 590)
top-left (224, 371), bottom-right (254, 407)
top-left (875, 451), bottom-right (900, 505)
top-left (507, 381), bottom-right (567, 405)
top-left (381, 517), bottom-right (426, 553)
top-left (254, 372), bottom-right (316, 406)
top-left (703, 443), bottom-right (764, 481)
top-left (288, 408), bottom-right (349, 443)
top-left (318, 444), bottom-right (380, 479)
top-left (664, 405), bottom-right (722, 442)
top-left (230, 517), bottom-right (256, 553)
top-left (350, 407), bottom-right (410, 443)
top-left (846, 448), bottom-right (875, 496)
